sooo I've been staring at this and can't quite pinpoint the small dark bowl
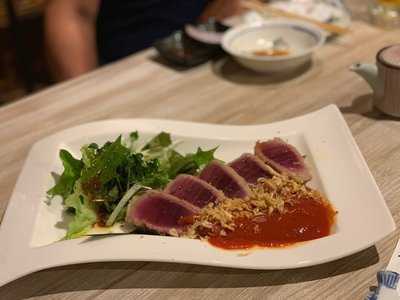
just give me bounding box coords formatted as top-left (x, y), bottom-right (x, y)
top-left (153, 19), bottom-right (229, 67)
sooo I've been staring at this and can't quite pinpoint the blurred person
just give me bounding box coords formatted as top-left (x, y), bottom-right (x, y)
top-left (45, 0), bottom-right (245, 81)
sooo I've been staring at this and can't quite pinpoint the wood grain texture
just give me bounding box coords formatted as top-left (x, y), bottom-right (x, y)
top-left (1, 13), bottom-right (400, 300)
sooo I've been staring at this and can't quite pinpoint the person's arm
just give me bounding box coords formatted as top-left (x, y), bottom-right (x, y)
top-left (44, 0), bottom-right (100, 81)
top-left (199, 0), bottom-right (246, 22)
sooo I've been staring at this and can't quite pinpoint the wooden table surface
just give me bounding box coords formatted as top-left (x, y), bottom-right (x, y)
top-left (1, 7), bottom-right (400, 300)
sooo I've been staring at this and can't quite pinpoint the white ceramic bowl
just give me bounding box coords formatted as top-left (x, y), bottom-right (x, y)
top-left (222, 20), bottom-right (326, 73)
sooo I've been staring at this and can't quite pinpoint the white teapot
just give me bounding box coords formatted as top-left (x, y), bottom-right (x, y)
top-left (351, 45), bottom-right (400, 118)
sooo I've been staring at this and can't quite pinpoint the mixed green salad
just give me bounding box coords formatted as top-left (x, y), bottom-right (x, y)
top-left (47, 131), bottom-right (217, 239)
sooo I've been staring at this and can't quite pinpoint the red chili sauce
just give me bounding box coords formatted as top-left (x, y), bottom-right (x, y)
top-left (208, 197), bottom-right (336, 250)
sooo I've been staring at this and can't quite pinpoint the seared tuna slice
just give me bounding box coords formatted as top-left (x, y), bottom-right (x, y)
top-left (199, 161), bottom-right (251, 199)
top-left (229, 153), bottom-right (276, 184)
top-left (255, 138), bottom-right (312, 182)
top-left (165, 175), bottom-right (223, 208)
top-left (127, 191), bottom-right (199, 235)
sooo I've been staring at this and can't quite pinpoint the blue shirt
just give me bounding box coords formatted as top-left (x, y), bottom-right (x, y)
top-left (97, 0), bottom-right (209, 63)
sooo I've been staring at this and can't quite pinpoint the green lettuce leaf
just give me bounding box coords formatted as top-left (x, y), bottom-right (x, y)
top-left (123, 153), bottom-right (169, 189)
top-left (65, 181), bottom-right (97, 239)
top-left (47, 150), bottom-right (83, 199)
top-left (81, 143), bottom-right (98, 168)
top-left (124, 131), bottom-right (139, 151)
top-left (142, 132), bottom-right (172, 151)
top-left (129, 131), bottom-right (139, 143)
top-left (191, 147), bottom-right (218, 167)
top-left (166, 150), bottom-right (197, 178)
top-left (166, 147), bottom-right (218, 178)
top-left (81, 136), bottom-right (130, 197)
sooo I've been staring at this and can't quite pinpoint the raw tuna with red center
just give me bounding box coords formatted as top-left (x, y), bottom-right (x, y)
top-left (127, 191), bottom-right (199, 235)
top-left (255, 138), bottom-right (312, 182)
top-left (199, 160), bottom-right (251, 198)
top-left (229, 153), bottom-right (276, 184)
top-left (165, 174), bottom-right (223, 208)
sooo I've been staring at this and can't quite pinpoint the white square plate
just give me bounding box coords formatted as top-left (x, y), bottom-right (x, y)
top-left (0, 105), bottom-right (395, 286)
